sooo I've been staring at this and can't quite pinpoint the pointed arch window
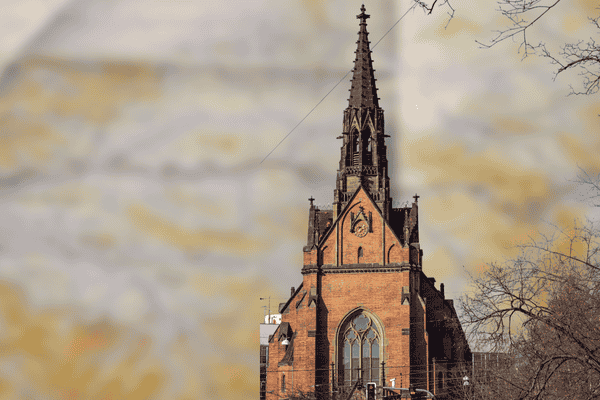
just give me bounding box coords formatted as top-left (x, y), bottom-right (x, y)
top-left (363, 131), bottom-right (372, 164)
top-left (358, 247), bottom-right (363, 263)
top-left (341, 312), bottom-right (380, 385)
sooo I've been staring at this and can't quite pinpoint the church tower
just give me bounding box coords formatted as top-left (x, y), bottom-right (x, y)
top-left (265, 6), bottom-right (471, 400)
top-left (334, 5), bottom-right (390, 221)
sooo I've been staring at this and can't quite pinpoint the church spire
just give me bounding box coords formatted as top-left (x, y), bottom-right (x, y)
top-left (348, 4), bottom-right (379, 108)
top-left (333, 5), bottom-right (391, 221)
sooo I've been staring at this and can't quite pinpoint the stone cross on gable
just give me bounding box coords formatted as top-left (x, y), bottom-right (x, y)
top-left (413, 194), bottom-right (419, 203)
top-left (309, 196), bottom-right (315, 206)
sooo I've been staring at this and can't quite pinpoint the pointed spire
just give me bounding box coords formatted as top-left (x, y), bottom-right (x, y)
top-left (349, 4), bottom-right (379, 108)
top-left (334, 5), bottom-right (391, 222)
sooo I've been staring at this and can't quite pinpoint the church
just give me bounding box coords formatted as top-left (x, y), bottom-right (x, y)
top-left (265, 6), bottom-right (471, 399)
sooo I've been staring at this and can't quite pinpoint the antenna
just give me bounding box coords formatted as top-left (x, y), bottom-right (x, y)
top-left (260, 296), bottom-right (271, 323)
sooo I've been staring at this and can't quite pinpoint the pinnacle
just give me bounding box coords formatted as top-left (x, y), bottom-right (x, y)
top-left (348, 5), bottom-right (379, 109)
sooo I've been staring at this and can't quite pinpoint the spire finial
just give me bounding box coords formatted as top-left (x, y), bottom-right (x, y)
top-left (357, 4), bottom-right (370, 23)
top-left (349, 4), bottom-right (378, 108)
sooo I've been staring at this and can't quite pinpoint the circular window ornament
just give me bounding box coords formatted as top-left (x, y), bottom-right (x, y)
top-left (353, 314), bottom-right (370, 331)
top-left (354, 221), bottom-right (368, 237)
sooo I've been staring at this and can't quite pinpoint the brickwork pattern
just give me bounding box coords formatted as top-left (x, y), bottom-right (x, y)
top-left (320, 187), bottom-right (407, 267)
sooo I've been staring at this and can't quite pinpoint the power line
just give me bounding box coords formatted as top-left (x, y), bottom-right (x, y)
top-left (261, 316), bottom-right (474, 329)
top-left (259, 2), bottom-right (419, 165)
top-left (265, 359), bottom-right (493, 374)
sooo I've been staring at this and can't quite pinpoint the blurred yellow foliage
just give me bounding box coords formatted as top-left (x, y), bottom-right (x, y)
top-left (434, 15), bottom-right (483, 38)
top-left (575, 0), bottom-right (600, 15)
top-left (0, 282), bottom-right (172, 399)
top-left (562, 11), bottom-right (586, 33)
top-left (127, 203), bottom-right (268, 256)
top-left (79, 233), bottom-right (116, 250)
top-left (559, 132), bottom-right (600, 174)
top-left (493, 117), bottom-right (536, 135)
top-left (0, 55), bottom-right (164, 171)
top-left (409, 138), bottom-right (552, 209)
top-left (165, 186), bottom-right (227, 217)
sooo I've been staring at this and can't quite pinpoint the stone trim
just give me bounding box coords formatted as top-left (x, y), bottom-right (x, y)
top-left (302, 262), bottom-right (418, 275)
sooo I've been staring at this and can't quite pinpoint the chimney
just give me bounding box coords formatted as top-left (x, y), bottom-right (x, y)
top-left (440, 283), bottom-right (445, 299)
top-left (290, 287), bottom-right (295, 297)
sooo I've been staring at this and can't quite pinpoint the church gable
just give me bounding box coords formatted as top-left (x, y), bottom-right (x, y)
top-left (319, 185), bottom-right (407, 266)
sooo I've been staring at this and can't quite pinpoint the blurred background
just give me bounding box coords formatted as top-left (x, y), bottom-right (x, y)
top-left (0, 0), bottom-right (598, 398)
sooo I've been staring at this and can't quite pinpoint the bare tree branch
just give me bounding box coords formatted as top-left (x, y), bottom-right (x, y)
top-left (413, 0), bottom-right (455, 28)
top-left (419, 0), bottom-right (600, 95)
top-left (460, 213), bottom-right (600, 398)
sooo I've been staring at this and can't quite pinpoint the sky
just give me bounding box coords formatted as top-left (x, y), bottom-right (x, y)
top-left (0, 0), bottom-right (599, 398)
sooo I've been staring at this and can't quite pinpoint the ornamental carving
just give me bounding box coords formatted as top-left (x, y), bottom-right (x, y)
top-left (350, 205), bottom-right (373, 236)
top-left (345, 165), bottom-right (377, 175)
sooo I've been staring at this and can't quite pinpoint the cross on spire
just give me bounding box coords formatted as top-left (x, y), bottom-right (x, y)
top-left (309, 196), bottom-right (315, 207)
top-left (413, 194), bottom-right (420, 203)
top-left (357, 4), bottom-right (370, 24)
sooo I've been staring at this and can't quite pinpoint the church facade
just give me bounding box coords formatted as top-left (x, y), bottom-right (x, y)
top-left (265, 6), bottom-right (471, 399)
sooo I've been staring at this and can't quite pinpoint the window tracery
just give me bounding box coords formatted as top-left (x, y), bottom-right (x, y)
top-left (341, 312), bottom-right (380, 385)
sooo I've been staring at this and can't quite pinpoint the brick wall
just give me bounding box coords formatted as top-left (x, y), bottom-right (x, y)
top-left (320, 187), bottom-right (407, 267)
top-left (268, 269), bottom-right (420, 398)
top-left (321, 270), bottom-right (413, 388)
top-left (266, 187), bottom-right (470, 397)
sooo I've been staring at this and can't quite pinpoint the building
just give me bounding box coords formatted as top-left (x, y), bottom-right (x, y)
top-left (265, 5), bottom-right (471, 399)
top-left (261, 314), bottom-right (282, 400)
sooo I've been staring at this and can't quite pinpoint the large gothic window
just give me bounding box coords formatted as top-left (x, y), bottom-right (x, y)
top-left (341, 313), bottom-right (380, 385)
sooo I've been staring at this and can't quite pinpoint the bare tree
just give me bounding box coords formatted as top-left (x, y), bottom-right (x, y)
top-left (414, 0), bottom-right (600, 95)
top-left (576, 166), bottom-right (600, 206)
top-left (459, 219), bottom-right (600, 399)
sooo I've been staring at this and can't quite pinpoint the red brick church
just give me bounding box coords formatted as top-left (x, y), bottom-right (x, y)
top-left (266, 6), bottom-right (471, 399)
